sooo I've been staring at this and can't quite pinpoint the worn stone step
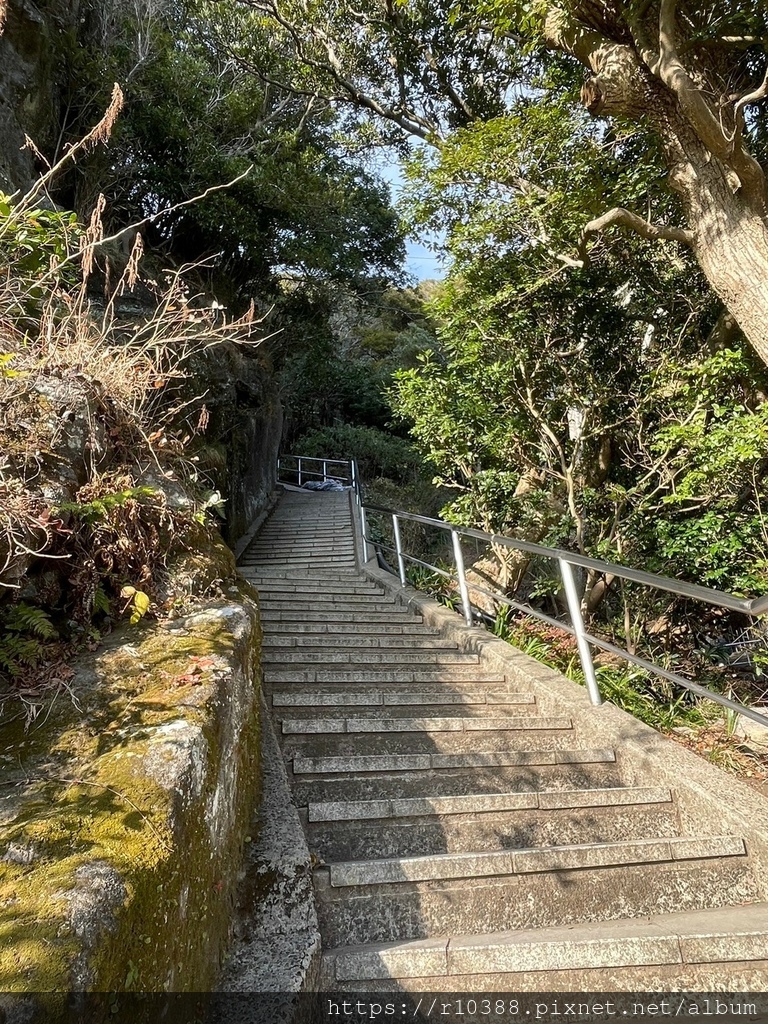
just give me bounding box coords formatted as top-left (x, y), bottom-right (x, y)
top-left (291, 747), bottom-right (615, 776)
top-left (293, 763), bottom-right (625, 808)
top-left (263, 636), bottom-right (457, 649)
top-left (240, 570), bottom-right (363, 580)
top-left (314, 838), bottom-right (756, 946)
top-left (271, 690), bottom-right (534, 708)
top-left (281, 715), bottom-right (567, 735)
top-left (307, 785), bottom-right (671, 822)
top-left (260, 611), bottom-right (423, 624)
top-left (283, 731), bottom-right (583, 759)
top-left (245, 542), bottom-right (355, 552)
top-left (258, 601), bottom-right (399, 614)
top-left (263, 623), bottom-right (441, 636)
top-left (257, 595), bottom-right (398, 608)
top-left (247, 536), bottom-right (351, 545)
top-left (304, 788), bottom-right (678, 860)
top-left (244, 565), bottom-right (360, 573)
top-left (264, 651), bottom-right (478, 666)
top-left (248, 583), bottom-right (383, 596)
top-left (273, 704), bottom-right (539, 722)
top-left (243, 557), bottom-right (358, 565)
top-left (320, 903), bottom-right (768, 986)
top-left (266, 668), bottom-right (508, 684)
top-left (267, 530), bottom-right (351, 536)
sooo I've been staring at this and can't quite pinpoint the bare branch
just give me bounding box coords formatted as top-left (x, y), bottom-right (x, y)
top-left (574, 207), bottom-right (693, 266)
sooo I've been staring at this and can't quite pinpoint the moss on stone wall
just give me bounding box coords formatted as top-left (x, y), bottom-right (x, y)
top-left (0, 578), bottom-right (262, 1008)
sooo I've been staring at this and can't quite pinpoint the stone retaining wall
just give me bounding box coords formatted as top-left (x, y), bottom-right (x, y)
top-left (0, 584), bottom-right (261, 1009)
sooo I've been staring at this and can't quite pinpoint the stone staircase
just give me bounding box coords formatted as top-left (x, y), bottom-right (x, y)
top-left (238, 486), bottom-right (768, 993)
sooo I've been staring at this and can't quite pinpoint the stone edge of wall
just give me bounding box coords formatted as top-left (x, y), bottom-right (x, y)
top-left (215, 692), bottom-right (321, 1022)
top-left (233, 490), bottom-right (281, 561)
top-left (0, 587), bottom-right (262, 1002)
top-left (363, 561), bottom-right (768, 894)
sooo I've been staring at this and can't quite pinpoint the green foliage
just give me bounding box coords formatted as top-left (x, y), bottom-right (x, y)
top-left (67, 1), bottom-right (405, 303)
top-left (58, 487), bottom-right (158, 526)
top-left (294, 424), bottom-right (423, 485)
top-left (405, 565), bottom-right (460, 610)
top-left (120, 586), bottom-right (152, 626)
top-left (4, 603), bottom-right (57, 639)
top-left (0, 194), bottom-right (81, 282)
top-left (0, 604), bottom-right (57, 680)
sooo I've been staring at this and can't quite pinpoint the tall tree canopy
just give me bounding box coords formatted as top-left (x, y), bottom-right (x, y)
top-left (244, 1), bottom-right (768, 366)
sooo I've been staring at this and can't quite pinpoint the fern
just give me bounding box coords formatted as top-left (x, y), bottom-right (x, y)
top-left (4, 603), bottom-right (56, 639)
top-left (0, 635), bottom-right (44, 676)
top-left (93, 586), bottom-right (111, 616)
top-left (58, 486), bottom-right (158, 524)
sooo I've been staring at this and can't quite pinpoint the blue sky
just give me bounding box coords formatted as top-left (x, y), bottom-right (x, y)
top-left (377, 158), bottom-right (445, 282)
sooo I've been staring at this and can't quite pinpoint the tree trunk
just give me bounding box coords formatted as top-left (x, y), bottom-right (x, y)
top-left (544, 8), bottom-right (768, 366)
top-left (684, 177), bottom-right (768, 365)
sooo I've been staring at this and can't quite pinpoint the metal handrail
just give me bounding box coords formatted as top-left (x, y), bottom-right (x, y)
top-left (274, 452), bottom-right (768, 727)
top-left (360, 501), bottom-right (768, 728)
top-left (277, 454), bottom-right (353, 487)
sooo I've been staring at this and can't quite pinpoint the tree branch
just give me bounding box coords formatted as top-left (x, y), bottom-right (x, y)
top-left (731, 65), bottom-right (768, 150)
top-left (574, 207), bottom-right (693, 265)
top-left (652, 0), bottom-right (765, 194)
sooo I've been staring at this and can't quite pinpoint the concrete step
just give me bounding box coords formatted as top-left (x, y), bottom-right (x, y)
top-left (259, 611), bottom-right (423, 624)
top-left (270, 690), bottom-right (535, 708)
top-left (292, 761), bottom-right (626, 807)
top-left (262, 623), bottom-right (442, 636)
top-left (291, 747), bottom-right (615, 776)
top-left (284, 734), bottom-right (584, 760)
top-left (274, 705), bottom-right (539, 723)
top-left (281, 714), bottom-right (567, 735)
top-left (257, 601), bottom-right (399, 614)
top-left (262, 636), bottom-right (457, 649)
top-left (320, 903), bottom-right (768, 988)
top-left (243, 557), bottom-right (358, 565)
top-left (244, 542), bottom-right (355, 551)
top-left (303, 789), bottom-right (679, 860)
top-left (265, 668), bottom-right (509, 684)
top-left (241, 570), bottom-right (363, 580)
top-left (257, 596), bottom-right (399, 609)
top-left (263, 651), bottom-right (479, 666)
top-left (247, 583), bottom-right (383, 596)
top-left (307, 785), bottom-right (671, 821)
top-left (314, 837), bottom-right (755, 946)
top-left (246, 562), bottom-right (358, 570)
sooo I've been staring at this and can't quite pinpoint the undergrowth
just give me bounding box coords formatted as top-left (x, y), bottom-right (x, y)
top-left (403, 565), bottom-right (766, 779)
top-left (0, 91), bottom-right (262, 718)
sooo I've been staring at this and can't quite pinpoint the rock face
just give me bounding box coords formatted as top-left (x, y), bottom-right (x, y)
top-left (0, 0), bottom-right (75, 192)
top-left (0, 586), bottom-right (262, 997)
top-left (191, 344), bottom-right (283, 545)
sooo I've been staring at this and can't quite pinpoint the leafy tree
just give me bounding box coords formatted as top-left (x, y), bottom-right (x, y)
top-left (244, 0), bottom-right (768, 368)
top-left (391, 92), bottom-right (768, 611)
top-left (63, 0), bottom-right (406, 303)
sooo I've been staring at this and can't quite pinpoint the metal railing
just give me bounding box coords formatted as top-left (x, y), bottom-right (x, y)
top-left (276, 454), bottom-right (353, 487)
top-left (363, 505), bottom-right (768, 729)
top-left (277, 454), bottom-right (768, 728)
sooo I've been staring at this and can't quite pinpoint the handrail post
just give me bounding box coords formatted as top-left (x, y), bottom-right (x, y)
top-left (361, 505), bottom-right (371, 563)
top-left (559, 558), bottom-right (602, 706)
top-left (322, 459), bottom-right (327, 482)
top-left (392, 514), bottom-right (407, 586)
top-left (297, 457), bottom-right (303, 487)
top-left (451, 529), bottom-right (473, 627)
